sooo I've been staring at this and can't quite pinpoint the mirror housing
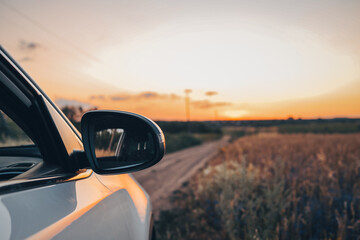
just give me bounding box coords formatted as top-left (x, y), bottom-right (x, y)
top-left (81, 110), bottom-right (165, 174)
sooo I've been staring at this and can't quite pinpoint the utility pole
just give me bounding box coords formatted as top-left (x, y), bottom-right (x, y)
top-left (184, 89), bottom-right (192, 133)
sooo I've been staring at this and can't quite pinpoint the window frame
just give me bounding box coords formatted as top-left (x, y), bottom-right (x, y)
top-left (0, 47), bottom-right (91, 192)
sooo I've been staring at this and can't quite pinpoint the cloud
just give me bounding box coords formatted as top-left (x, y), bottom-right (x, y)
top-left (184, 89), bottom-right (192, 94)
top-left (138, 92), bottom-right (160, 99)
top-left (90, 91), bottom-right (229, 110)
top-left (205, 91), bottom-right (218, 96)
top-left (19, 40), bottom-right (41, 51)
top-left (111, 96), bottom-right (129, 101)
top-left (106, 91), bottom-right (181, 102)
top-left (136, 91), bottom-right (182, 100)
top-left (89, 95), bottom-right (106, 100)
top-left (191, 100), bottom-right (231, 109)
top-left (18, 57), bottom-right (32, 62)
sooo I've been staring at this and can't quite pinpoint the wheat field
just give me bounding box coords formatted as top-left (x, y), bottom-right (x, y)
top-left (157, 133), bottom-right (360, 240)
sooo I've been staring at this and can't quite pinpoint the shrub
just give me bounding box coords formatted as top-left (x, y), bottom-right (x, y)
top-left (165, 133), bottom-right (202, 153)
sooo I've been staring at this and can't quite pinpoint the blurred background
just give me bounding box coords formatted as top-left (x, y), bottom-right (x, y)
top-left (1, 0), bottom-right (360, 239)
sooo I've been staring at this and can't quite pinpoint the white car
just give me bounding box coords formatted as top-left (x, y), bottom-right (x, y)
top-left (0, 46), bottom-right (165, 239)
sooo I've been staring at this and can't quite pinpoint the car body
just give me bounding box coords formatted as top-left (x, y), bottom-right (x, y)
top-left (0, 46), bottom-right (165, 239)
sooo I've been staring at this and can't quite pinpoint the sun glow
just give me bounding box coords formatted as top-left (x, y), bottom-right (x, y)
top-left (83, 26), bottom-right (358, 103)
top-left (223, 110), bottom-right (249, 119)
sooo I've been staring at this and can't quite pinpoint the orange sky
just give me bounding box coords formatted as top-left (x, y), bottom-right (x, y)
top-left (54, 77), bottom-right (360, 121)
top-left (1, 0), bottom-right (360, 120)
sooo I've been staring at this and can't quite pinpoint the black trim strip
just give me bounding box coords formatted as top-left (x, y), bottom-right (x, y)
top-left (0, 71), bottom-right (31, 107)
top-left (0, 169), bottom-right (92, 195)
top-left (0, 145), bottom-right (41, 158)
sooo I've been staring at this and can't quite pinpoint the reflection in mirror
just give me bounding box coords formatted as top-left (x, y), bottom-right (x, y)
top-left (94, 127), bottom-right (156, 170)
top-left (95, 128), bottom-right (124, 158)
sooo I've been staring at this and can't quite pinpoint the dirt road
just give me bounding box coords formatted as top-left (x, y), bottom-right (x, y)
top-left (132, 136), bottom-right (230, 215)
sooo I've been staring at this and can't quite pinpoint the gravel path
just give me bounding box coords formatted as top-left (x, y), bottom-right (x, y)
top-left (132, 136), bottom-right (230, 216)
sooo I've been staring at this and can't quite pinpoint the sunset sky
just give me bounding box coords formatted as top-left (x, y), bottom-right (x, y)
top-left (1, 0), bottom-right (359, 120)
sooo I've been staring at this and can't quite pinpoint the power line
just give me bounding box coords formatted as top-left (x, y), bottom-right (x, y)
top-left (1, 1), bottom-right (101, 63)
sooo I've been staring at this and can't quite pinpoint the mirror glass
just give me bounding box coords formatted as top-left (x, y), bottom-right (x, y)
top-left (93, 127), bottom-right (156, 170)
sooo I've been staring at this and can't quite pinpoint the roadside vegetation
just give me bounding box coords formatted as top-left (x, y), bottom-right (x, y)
top-left (156, 121), bottom-right (222, 153)
top-left (156, 133), bottom-right (360, 239)
top-left (0, 110), bottom-right (33, 146)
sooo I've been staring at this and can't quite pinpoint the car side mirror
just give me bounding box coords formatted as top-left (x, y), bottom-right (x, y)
top-left (81, 110), bottom-right (165, 174)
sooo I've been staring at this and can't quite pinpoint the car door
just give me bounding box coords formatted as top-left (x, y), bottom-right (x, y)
top-left (0, 46), bottom-right (152, 240)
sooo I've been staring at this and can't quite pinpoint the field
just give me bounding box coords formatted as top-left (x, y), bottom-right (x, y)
top-left (156, 133), bottom-right (360, 239)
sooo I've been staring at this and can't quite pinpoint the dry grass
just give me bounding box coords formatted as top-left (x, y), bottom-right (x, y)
top-left (156, 133), bottom-right (360, 240)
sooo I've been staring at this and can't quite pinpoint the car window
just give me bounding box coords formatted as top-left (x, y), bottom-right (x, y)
top-left (0, 109), bottom-right (42, 181)
top-left (0, 110), bottom-right (34, 147)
